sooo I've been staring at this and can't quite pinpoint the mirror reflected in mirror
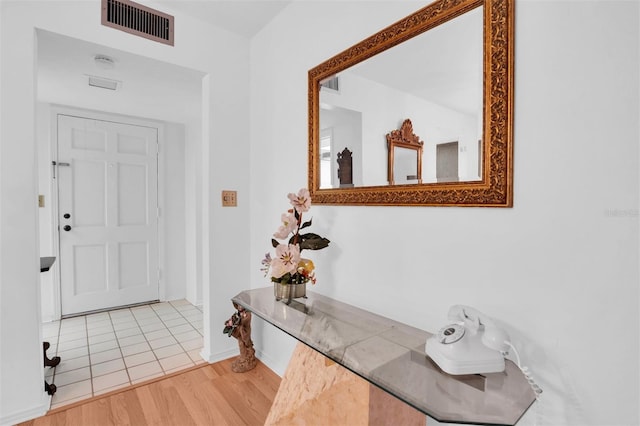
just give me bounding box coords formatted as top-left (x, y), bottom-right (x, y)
top-left (386, 119), bottom-right (424, 186)
top-left (394, 147), bottom-right (420, 184)
top-left (309, 0), bottom-right (514, 206)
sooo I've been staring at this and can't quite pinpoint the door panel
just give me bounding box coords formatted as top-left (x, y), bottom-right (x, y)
top-left (73, 160), bottom-right (107, 226)
top-left (118, 163), bottom-right (148, 225)
top-left (119, 242), bottom-right (149, 289)
top-left (73, 244), bottom-right (107, 295)
top-left (58, 114), bottom-right (159, 316)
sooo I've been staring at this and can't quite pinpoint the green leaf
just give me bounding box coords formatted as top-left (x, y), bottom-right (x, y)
top-left (301, 219), bottom-right (312, 230)
top-left (271, 238), bottom-right (280, 248)
top-left (298, 233), bottom-right (330, 251)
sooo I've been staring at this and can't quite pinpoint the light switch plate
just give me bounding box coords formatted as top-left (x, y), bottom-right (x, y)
top-left (222, 190), bottom-right (237, 207)
top-left (38, 195), bottom-right (45, 208)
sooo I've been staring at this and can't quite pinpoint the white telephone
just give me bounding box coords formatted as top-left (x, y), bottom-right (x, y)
top-left (425, 305), bottom-right (510, 375)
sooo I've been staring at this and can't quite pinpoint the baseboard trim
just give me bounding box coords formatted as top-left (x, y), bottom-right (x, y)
top-left (200, 348), bottom-right (238, 364)
top-left (41, 314), bottom-right (56, 323)
top-left (255, 349), bottom-right (286, 377)
top-left (255, 349), bottom-right (275, 369)
top-left (0, 394), bottom-right (50, 426)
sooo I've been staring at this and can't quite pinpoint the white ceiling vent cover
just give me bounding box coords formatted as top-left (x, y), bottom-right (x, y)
top-left (88, 76), bottom-right (119, 90)
top-left (101, 0), bottom-right (174, 46)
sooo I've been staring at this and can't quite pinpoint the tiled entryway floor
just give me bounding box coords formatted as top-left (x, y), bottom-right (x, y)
top-left (42, 300), bottom-right (205, 409)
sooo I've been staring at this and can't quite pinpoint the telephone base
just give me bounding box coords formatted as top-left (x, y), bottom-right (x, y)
top-left (425, 336), bottom-right (505, 376)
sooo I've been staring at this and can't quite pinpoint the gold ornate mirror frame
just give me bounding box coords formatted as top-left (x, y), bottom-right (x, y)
top-left (308, 0), bottom-right (514, 207)
top-left (387, 119), bottom-right (424, 186)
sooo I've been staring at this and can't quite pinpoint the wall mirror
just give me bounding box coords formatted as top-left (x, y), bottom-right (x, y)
top-left (308, 0), bottom-right (514, 206)
top-left (387, 119), bottom-right (424, 185)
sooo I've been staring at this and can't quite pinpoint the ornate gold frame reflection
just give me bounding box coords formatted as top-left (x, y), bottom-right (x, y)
top-left (308, 0), bottom-right (514, 207)
top-left (387, 119), bottom-right (424, 186)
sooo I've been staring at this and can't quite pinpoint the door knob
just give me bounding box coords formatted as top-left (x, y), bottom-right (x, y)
top-left (63, 225), bottom-right (71, 232)
top-left (63, 213), bottom-right (71, 219)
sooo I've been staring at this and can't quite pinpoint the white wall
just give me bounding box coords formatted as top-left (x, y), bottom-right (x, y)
top-left (249, 1), bottom-right (639, 426)
top-left (0, 1), bottom-right (250, 424)
top-left (36, 104), bottom-right (56, 322)
top-left (162, 122), bottom-right (188, 301)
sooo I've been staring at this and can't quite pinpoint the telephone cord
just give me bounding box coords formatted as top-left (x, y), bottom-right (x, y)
top-left (504, 341), bottom-right (543, 400)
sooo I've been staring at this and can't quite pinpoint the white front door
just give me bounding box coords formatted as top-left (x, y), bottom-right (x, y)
top-left (57, 114), bottom-right (159, 316)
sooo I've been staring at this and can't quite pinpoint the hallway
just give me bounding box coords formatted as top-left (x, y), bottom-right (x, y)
top-left (42, 300), bottom-right (204, 409)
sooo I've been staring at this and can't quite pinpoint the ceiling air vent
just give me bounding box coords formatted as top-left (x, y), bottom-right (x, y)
top-left (88, 75), bottom-right (119, 90)
top-left (101, 0), bottom-right (174, 46)
top-left (320, 76), bottom-right (340, 92)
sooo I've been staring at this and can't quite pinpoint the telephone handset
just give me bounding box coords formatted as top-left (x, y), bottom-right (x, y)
top-left (425, 305), bottom-right (510, 375)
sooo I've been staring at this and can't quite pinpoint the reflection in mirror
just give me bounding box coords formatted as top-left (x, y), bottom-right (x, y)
top-left (318, 6), bottom-right (482, 188)
top-left (436, 141), bottom-right (459, 182)
top-left (309, 0), bottom-right (514, 206)
top-left (386, 119), bottom-right (424, 185)
top-left (337, 148), bottom-right (354, 187)
top-left (394, 147), bottom-right (419, 184)
top-left (319, 105), bottom-right (363, 188)
top-left (320, 128), bottom-right (332, 188)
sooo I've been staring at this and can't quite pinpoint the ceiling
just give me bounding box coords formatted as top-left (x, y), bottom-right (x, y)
top-left (155, 0), bottom-right (292, 38)
top-left (36, 1), bottom-right (294, 120)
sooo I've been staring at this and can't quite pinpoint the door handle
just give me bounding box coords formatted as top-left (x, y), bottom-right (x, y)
top-left (63, 225), bottom-right (72, 232)
top-left (63, 213), bottom-right (71, 219)
top-left (51, 161), bottom-right (70, 179)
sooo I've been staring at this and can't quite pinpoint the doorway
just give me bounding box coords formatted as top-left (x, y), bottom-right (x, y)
top-left (56, 114), bottom-right (160, 316)
top-left (36, 29), bottom-right (204, 321)
top-left (436, 141), bottom-right (459, 183)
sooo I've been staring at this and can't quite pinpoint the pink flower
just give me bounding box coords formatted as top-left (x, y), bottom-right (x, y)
top-left (260, 188), bottom-right (328, 285)
top-left (270, 244), bottom-right (301, 279)
top-left (288, 188), bottom-right (311, 214)
top-left (273, 212), bottom-right (297, 239)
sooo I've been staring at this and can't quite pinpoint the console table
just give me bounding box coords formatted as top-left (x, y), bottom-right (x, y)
top-left (232, 288), bottom-right (536, 425)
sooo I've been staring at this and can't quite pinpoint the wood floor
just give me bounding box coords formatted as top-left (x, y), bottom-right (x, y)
top-left (21, 358), bottom-right (281, 426)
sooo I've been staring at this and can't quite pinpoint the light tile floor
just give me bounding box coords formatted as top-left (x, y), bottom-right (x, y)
top-left (42, 300), bottom-right (205, 409)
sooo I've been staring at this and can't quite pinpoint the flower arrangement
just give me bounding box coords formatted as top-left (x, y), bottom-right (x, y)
top-left (261, 188), bottom-right (330, 285)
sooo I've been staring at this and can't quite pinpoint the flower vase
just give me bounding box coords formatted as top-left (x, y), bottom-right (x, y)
top-left (274, 282), bottom-right (306, 302)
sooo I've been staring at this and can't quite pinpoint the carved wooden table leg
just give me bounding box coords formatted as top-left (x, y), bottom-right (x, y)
top-left (224, 303), bottom-right (257, 373)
